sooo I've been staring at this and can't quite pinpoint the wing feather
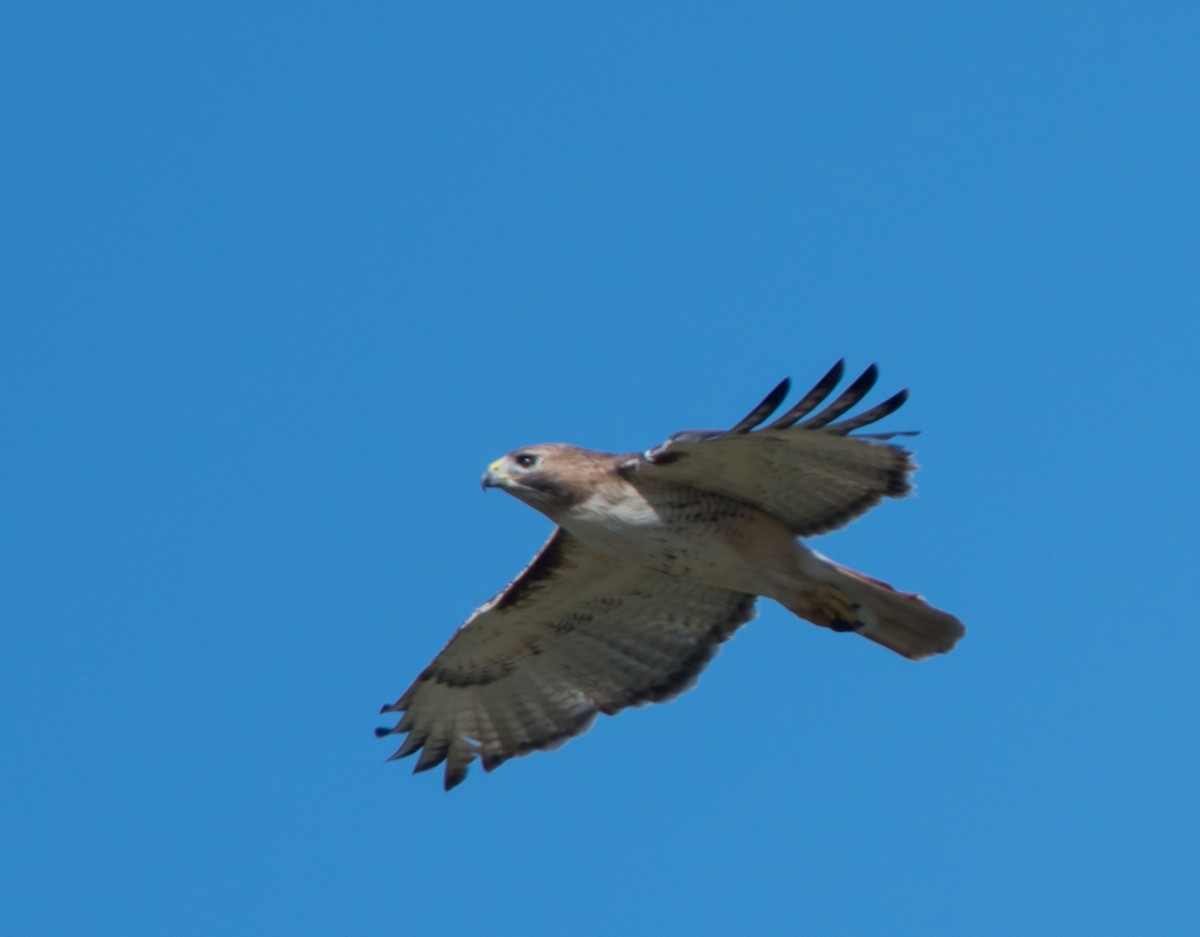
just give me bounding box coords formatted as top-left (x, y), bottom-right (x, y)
top-left (823, 389), bottom-right (909, 434)
top-left (763, 359), bottom-right (846, 429)
top-left (797, 363), bottom-right (879, 428)
top-left (630, 363), bottom-right (915, 536)
top-left (377, 529), bottom-right (756, 789)
top-left (720, 378), bottom-right (791, 435)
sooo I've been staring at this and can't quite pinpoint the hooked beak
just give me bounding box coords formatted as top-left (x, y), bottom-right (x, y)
top-left (481, 459), bottom-right (511, 491)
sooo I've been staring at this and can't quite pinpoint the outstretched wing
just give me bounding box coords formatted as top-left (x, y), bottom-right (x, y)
top-left (624, 361), bottom-right (917, 536)
top-left (377, 529), bottom-right (756, 790)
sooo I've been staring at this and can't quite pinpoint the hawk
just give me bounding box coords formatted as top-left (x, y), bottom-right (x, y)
top-left (377, 361), bottom-right (964, 789)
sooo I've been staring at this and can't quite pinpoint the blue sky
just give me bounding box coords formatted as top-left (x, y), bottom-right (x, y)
top-left (4, 1), bottom-right (1199, 934)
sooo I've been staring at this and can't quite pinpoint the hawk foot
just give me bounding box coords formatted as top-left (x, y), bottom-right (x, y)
top-left (811, 588), bottom-right (863, 633)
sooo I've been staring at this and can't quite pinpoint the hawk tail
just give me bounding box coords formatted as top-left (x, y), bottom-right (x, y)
top-left (784, 558), bottom-right (964, 660)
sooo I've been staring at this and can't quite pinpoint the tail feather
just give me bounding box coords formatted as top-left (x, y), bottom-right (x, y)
top-left (784, 560), bottom-right (964, 660)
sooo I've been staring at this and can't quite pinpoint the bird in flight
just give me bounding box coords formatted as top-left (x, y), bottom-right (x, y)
top-left (377, 361), bottom-right (964, 789)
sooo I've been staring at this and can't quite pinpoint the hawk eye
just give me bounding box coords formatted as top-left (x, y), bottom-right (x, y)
top-left (514, 453), bottom-right (539, 469)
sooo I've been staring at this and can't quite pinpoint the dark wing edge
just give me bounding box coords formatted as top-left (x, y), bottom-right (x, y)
top-left (625, 362), bottom-right (921, 536)
top-left (375, 531), bottom-right (757, 790)
top-left (643, 362), bottom-right (913, 461)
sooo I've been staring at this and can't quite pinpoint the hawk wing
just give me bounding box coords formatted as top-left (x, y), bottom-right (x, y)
top-left (376, 529), bottom-right (756, 790)
top-left (622, 361), bottom-right (917, 536)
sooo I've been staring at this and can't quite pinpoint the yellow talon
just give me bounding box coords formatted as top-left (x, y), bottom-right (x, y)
top-left (810, 587), bottom-right (863, 633)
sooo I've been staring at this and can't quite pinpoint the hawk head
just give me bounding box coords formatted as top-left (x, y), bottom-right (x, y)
top-left (481, 444), bottom-right (604, 514)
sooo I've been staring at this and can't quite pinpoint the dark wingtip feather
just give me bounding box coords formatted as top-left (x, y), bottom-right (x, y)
top-left (722, 378), bottom-right (791, 436)
top-left (799, 363), bottom-right (880, 429)
top-left (763, 359), bottom-right (847, 429)
top-left (824, 388), bottom-right (910, 435)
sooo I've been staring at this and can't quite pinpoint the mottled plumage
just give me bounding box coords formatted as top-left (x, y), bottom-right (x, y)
top-left (377, 361), bottom-right (965, 789)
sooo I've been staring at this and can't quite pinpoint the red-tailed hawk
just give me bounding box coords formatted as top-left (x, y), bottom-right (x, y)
top-left (377, 361), bottom-right (964, 789)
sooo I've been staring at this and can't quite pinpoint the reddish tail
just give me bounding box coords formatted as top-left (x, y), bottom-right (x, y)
top-left (784, 560), bottom-right (964, 660)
